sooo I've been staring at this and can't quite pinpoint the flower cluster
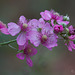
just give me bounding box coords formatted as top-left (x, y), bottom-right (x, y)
top-left (0, 9), bottom-right (75, 67)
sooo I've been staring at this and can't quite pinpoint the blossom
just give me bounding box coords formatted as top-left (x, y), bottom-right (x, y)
top-left (65, 34), bottom-right (75, 51)
top-left (0, 21), bottom-right (9, 35)
top-left (28, 19), bottom-right (44, 47)
top-left (68, 25), bottom-right (75, 35)
top-left (50, 10), bottom-right (69, 26)
top-left (40, 22), bottom-right (58, 50)
top-left (65, 41), bottom-right (75, 51)
top-left (16, 44), bottom-right (37, 67)
top-left (40, 10), bottom-right (69, 26)
top-left (50, 10), bottom-right (63, 21)
top-left (68, 35), bottom-right (75, 40)
top-left (8, 16), bottom-right (30, 46)
top-left (54, 24), bottom-right (64, 33)
top-left (28, 19), bottom-right (58, 50)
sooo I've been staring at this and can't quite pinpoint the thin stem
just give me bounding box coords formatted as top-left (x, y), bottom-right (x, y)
top-left (8, 44), bottom-right (19, 52)
top-left (0, 39), bottom-right (16, 46)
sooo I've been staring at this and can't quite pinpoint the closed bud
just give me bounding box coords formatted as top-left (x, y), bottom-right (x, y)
top-left (66, 28), bottom-right (69, 33)
top-left (63, 15), bottom-right (70, 21)
top-left (73, 39), bottom-right (75, 44)
top-left (61, 23), bottom-right (66, 28)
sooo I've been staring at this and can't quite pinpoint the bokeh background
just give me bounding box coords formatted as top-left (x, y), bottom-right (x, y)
top-left (0, 0), bottom-right (75, 75)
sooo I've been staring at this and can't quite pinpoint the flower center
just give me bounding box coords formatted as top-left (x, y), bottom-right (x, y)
top-left (23, 23), bottom-right (28, 28)
top-left (42, 35), bottom-right (47, 40)
top-left (37, 28), bottom-right (42, 32)
top-left (27, 49), bottom-right (31, 53)
top-left (54, 12), bottom-right (59, 16)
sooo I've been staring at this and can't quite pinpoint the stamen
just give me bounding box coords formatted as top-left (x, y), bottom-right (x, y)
top-left (27, 49), bottom-right (31, 53)
top-left (23, 23), bottom-right (28, 28)
top-left (37, 28), bottom-right (42, 32)
top-left (42, 35), bottom-right (47, 40)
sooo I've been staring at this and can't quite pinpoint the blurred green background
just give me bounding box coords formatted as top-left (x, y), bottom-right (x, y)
top-left (0, 0), bottom-right (75, 75)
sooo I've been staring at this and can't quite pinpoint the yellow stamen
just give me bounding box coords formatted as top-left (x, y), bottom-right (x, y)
top-left (54, 12), bottom-right (59, 16)
top-left (42, 35), bottom-right (47, 40)
top-left (27, 49), bottom-right (31, 53)
top-left (23, 23), bottom-right (28, 28)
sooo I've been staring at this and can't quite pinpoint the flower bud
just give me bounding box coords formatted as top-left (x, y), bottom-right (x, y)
top-left (61, 23), bottom-right (66, 28)
top-left (66, 28), bottom-right (69, 33)
top-left (37, 28), bottom-right (42, 32)
top-left (63, 16), bottom-right (70, 21)
top-left (73, 39), bottom-right (75, 44)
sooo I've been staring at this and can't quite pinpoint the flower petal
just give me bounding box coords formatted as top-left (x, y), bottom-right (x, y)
top-left (57, 20), bottom-right (69, 25)
top-left (19, 16), bottom-right (27, 24)
top-left (16, 53), bottom-right (25, 60)
top-left (17, 32), bottom-right (27, 45)
top-left (40, 10), bottom-right (51, 21)
top-left (0, 28), bottom-right (9, 35)
top-left (39, 18), bottom-right (45, 24)
top-left (27, 31), bottom-right (41, 47)
top-left (51, 19), bottom-right (54, 26)
top-left (26, 45), bottom-right (37, 56)
top-left (19, 41), bottom-right (28, 50)
top-left (8, 22), bottom-right (21, 36)
top-left (65, 43), bottom-right (72, 51)
top-left (0, 21), bottom-right (6, 29)
top-left (26, 56), bottom-right (33, 67)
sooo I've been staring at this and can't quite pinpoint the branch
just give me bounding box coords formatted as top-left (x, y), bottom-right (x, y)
top-left (0, 39), bottom-right (16, 46)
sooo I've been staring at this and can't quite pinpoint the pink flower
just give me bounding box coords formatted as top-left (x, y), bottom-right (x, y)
top-left (68, 25), bottom-right (75, 35)
top-left (28, 19), bottom-right (44, 47)
top-left (65, 41), bottom-right (75, 51)
top-left (40, 22), bottom-right (58, 50)
top-left (8, 16), bottom-right (30, 46)
top-left (65, 34), bottom-right (75, 51)
top-left (0, 21), bottom-right (9, 35)
top-left (54, 24), bottom-right (64, 33)
top-left (16, 44), bottom-right (37, 67)
top-left (40, 10), bottom-right (69, 26)
top-left (28, 19), bottom-right (58, 50)
top-left (50, 10), bottom-right (69, 26)
top-left (69, 35), bottom-right (75, 40)
top-left (40, 10), bottom-right (51, 21)
top-left (50, 10), bottom-right (63, 21)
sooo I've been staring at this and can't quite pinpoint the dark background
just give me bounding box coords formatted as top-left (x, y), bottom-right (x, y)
top-left (0, 0), bottom-right (75, 75)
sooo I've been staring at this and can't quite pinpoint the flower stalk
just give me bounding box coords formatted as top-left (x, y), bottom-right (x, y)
top-left (0, 39), bottom-right (16, 46)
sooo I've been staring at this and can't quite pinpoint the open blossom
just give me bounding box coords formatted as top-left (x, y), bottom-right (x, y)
top-left (54, 24), bottom-right (64, 33)
top-left (8, 16), bottom-right (30, 46)
top-left (65, 28), bottom-right (75, 51)
top-left (0, 21), bottom-right (9, 35)
top-left (69, 35), bottom-right (75, 40)
top-left (40, 10), bottom-right (69, 26)
top-left (40, 22), bottom-right (58, 50)
top-left (50, 10), bottom-right (69, 26)
top-left (50, 10), bottom-right (63, 21)
top-left (65, 41), bottom-right (75, 51)
top-left (28, 19), bottom-right (45, 47)
top-left (68, 25), bottom-right (75, 35)
top-left (28, 19), bottom-right (58, 50)
top-left (16, 44), bottom-right (37, 67)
